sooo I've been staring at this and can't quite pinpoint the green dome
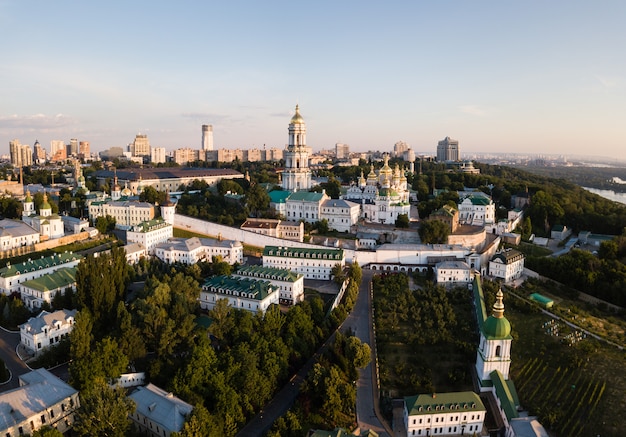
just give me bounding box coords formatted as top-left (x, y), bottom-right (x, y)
top-left (483, 289), bottom-right (512, 339)
top-left (484, 315), bottom-right (511, 339)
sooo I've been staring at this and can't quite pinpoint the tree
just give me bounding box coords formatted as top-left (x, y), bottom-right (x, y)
top-left (95, 214), bottom-right (116, 234)
top-left (345, 336), bottom-right (371, 370)
top-left (73, 383), bottom-right (136, 437)
top-left (418, 220), bottom-right (450, 244)
top-left (139, 186), bottom-right (167, 205)
top-left (332, 263), bottom-right (346, 285)
top-left (395, 213), bottom-right (410, 228)
top-left (245, 183), bottom-right (270, 217)
top-left (31, 427), bottom-right (64, 437)
top-left (171, 405), bottom-right (220, 437)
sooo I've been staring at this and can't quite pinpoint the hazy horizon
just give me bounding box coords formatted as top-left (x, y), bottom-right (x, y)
top-left (2, 1), bottom-right (625, 160)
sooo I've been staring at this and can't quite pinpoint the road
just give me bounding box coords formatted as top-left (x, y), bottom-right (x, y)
top-left (344, 269), bottom-right (392, 436)
top-left (0, 327), bottom-right (31, 391)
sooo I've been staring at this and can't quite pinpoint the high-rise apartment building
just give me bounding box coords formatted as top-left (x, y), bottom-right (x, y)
top-left (202, 125), bottom-right (214, 151)
top-left (130, 134), bottom-right (151, 158)
top-left (9, 139), bottom-right (33, 167)
top-left (437, 136), bottom-right (460, 162)
top-left (151, 147), bottom-right (166, 164)
top-left (50, 140), bottom-right (67, 162)
top-left (33, 141), bottom-right (47, 163)
top-left (394, 141), bottom-right (409, 158)
top-left (79, 141), bottom-right (90, 158)
top-left (173, 148), bottom-right (200, 165)
top-left (335, 143), bottom-right (350, 160)
top-left (67, 138), bottom-right (79, 157)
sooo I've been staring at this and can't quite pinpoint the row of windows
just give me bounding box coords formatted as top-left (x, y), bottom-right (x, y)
top-left (411, 424), bottom-right (479, 435)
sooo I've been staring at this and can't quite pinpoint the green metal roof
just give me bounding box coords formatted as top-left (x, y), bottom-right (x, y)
top-left (263, 245), bottom-right (344, 260)
top-left (235, 265), bottom-right (302, 282)
top-left (472, 275), bottom-right (488, 332)
top-left (0, 252), bottom-right (83, 278)
top-left (268, 190), bottom-right (290, 204)
top-left (529, 293), bottom-right (554, 306)
top-left (404, 391), bottom-right (485, 416)
top-left (286, 191), bottom-right (326, 202)
top-left (130, 217), bottom-right (170, 233)
top-left (20, 267), bottom-right (76, 292)
top-left (202, 275), bottom-right (276, 301)
top-left (490, 370), bottom-right (520, 421)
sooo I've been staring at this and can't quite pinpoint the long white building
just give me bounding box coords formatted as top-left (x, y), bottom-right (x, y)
top-left (88, 200), bottom-right (155, 229)
top-left (0, 252), bottom-right (83, 295)
top-left (201, 275), bottom-right (279, 314)
top-left (154, 237), bottom-right (243, 265)
top-left (404, 392), bottom-right (486, 437)
top-left (128, 383), bottom-right (193, 437)
top-left (234, 265), bottom-right (304, 305)
top-left (0, 219), bottom-right (40, 252)
top-left (262, 246), bottom-right (345, 280)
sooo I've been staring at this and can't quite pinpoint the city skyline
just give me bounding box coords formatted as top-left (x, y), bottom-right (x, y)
top-left (1, 1), bottom-right (625, 160)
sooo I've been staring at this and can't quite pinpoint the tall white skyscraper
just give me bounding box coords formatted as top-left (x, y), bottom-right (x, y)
top-left (202, 125), bottom-right (213, 151)
top-left (151, 147), bottom-right (166, 164)
top-left (437, 136), bottom-right (460, 162)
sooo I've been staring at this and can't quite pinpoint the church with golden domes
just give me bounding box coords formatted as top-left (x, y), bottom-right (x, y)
top-left (343, 154), bottom-right (411, 225)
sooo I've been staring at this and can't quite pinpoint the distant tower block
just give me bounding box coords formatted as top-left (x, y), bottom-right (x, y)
top-left (202, 125), bottom-right (214, 151)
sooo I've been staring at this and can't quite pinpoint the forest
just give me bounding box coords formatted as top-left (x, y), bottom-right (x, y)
top-left (52, 247), bottom-right (367, 436)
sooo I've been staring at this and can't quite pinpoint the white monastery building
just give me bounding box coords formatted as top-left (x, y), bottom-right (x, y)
top-left (434, 260), bottom-right (473, 287)
top-left (458, 193), bottom-right (496, 226)
top-left (19, 309), bottom-right (77, 356)
top-left (234, 265), bottom-right (304, 305)
top-left (320, 198), bottom-right (360, 233)
top-left (489, 249), bottom-right (525, 283)
top-left (0, 368), bottom-right (80, 436)
top-left (19, 267), bottom-right (76, 310)
top-left (0, 252), bottom-right (83, 295)
top-left (126, 217), bottom-right (173, 254)
top-left (262, 246), bottom-right (345, 280)
top-left (154, 237), bottom-right (243, 265)
top-left (201, 275), bottom-right (279, 314)
top-left (88, 200), bottom-right (155, 229)
top-left (128, 383), bottom-right (193, 437)
top-left (404, 392), bottom-right (486, 437)
top-left (0, 219), bottom-right (41, 252)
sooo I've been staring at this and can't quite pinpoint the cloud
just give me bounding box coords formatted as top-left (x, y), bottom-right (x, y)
top-left (458, 105), bottom-right (487, 116)
top-left (0, 113), bottom-right (78, 129)
top-left (594, 75), bottom-right (618, 89)
top-left (181, 112), bottom-right (231, 123)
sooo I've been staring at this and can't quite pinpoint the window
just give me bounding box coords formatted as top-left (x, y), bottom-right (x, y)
top-left (496, 345), bottom-right (501, 357)
top-left (41, 415), bottom-right (46, 424)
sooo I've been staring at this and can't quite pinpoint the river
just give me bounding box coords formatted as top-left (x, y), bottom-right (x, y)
top-left (583, 187), bottom-right (626, 206)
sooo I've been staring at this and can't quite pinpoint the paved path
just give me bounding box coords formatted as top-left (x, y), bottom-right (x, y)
top-left (0, 327), bottom-right (31, 392)
top-left (348, 269), bottom-right (393, 436)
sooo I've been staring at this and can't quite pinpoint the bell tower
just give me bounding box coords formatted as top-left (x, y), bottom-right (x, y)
top-left (282, 105), bottom-right (312, 192)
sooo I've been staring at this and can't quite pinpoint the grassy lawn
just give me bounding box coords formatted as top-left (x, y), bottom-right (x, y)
top-left (173, 227), bottom-right (212, 238)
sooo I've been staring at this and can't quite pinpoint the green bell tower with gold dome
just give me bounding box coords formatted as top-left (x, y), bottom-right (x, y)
top-left (475, 286), bottom-right (513, 385)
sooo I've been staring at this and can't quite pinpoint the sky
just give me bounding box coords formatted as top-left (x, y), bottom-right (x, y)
top-left (1, 1), bottom-right (625, 160)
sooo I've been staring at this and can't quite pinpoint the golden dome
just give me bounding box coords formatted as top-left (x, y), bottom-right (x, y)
top-left (290, 105), bottom-right (305, 124)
